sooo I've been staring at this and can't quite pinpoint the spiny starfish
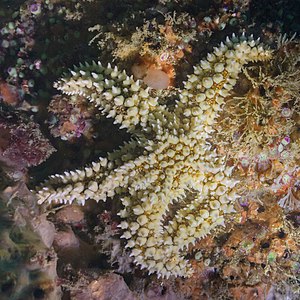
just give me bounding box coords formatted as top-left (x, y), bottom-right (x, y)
top-left (35, 34), bottom-right (272, 278)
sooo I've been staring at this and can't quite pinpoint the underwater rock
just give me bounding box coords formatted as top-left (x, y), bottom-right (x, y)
top-left (0, 182), bottom-right (61, 300)
top-left (87, 273), bottom-right (137, 300)
top-left (54, 226), bottom-right (80, 250)
top-left (31, 214), bottom-right (56, 248)
top-left (55, 205), bottom-right (85, 224)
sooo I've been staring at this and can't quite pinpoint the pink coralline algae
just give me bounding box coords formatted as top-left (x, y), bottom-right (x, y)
top-left (0, 110), bottom-right (55, 170)
top-left (48, 94), bottom-right (94, 141)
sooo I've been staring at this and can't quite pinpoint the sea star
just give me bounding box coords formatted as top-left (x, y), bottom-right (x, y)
top-left (35, 34), bottom-right (272, 278)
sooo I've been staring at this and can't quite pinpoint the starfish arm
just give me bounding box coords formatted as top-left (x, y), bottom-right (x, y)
top-left (35, 157), bottom-right (109, 205)
top-left (119, 182), bottom-right (192, 279)
top-left (119, 163), bottom-right (238, 279)
top-left (116, 141), bottom-right (236, 278)
top-left (35, 159), bottom-right (134, 206)
top-left (35, 138), bottom-right (146, 205)
top-left (107, 139), bottom-right (143, 166)
top-left (174, 34), bottom-right (273, 138)
top-left (55, 61), bottom-right (161, 133)
top-left (169, 166), bottom-right (239, 248)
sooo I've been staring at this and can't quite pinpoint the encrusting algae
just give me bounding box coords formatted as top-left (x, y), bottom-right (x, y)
top-left (35, 34), bottom-right (272, 279)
